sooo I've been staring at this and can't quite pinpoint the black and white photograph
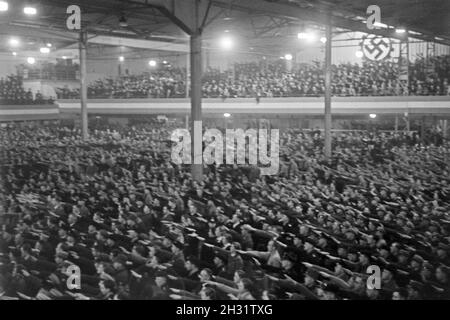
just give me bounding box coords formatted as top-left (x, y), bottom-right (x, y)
top-left (0, 0), bottom-right (449, 306)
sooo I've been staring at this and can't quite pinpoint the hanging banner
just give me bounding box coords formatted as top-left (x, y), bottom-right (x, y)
top-left (361, 34), bottom-right (392, 61)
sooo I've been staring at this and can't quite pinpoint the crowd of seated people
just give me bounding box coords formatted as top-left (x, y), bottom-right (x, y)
top-left (0, 75), bottom-right (53, 105)
top-left (56, 69), bottom-right (187, 99)
top-left (202, 57), bottom-right (449, 98)
top-left (18, 61), bottom-right (79, 81)
top-left (55, 86), bottom-right (80, 100)
top-left (0, 121), bottom-right (449, 300)
top-left (410, 55), bottom-right (450, 95)
top-left (56, 56), bottom-right (450, 99)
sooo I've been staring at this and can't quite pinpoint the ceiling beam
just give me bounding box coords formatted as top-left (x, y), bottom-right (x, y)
top-left (0, 24), bottom-right (189, 52)
top-left (87, 35), bottom-right (188, 52)
top-left (208, 0), bottom-right (450, 45)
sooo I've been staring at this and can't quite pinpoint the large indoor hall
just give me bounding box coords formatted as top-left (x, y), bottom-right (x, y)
top-left (0, 0), bottom-right (449, 305)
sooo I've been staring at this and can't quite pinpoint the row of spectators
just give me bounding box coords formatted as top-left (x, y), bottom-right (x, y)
top-left (55, 56), bottom-right (450, 99)
top-left (410, 55), bottom-right (450, 95)
top-left (56, 69), bottom-right (187, 100)
top-left (0, 121), bottom-right (449, 300)
top-left (0, 75), bottom-right (53, 105)
top-left (203, 60), bottom-right (403, 98)
top-left (17, 61), bottom-right (79, 81)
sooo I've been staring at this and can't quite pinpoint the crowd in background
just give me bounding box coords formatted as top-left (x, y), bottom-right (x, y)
top-left (1, 56), bottom-right (448, 103)
top-left (56, 68), bottom-right (187, 100)
top-left (0, 75), bottom-right (52, 105)
top-left (87, 68), bottom-right (187, 99)
top-left (410, 55), bottom-right (450, 95)
top-left (1, 120), bottom-right (449, 300)
top-left (17, 61), bottom-right (79, 82)
top-left (54, 55), bottom-right (450, 100)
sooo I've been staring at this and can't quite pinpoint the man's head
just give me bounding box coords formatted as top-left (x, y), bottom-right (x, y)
top-left (299, 225), bottom-right (309, 236)
top-left (229, 242), bottom-right (241, 255)
top-left (392, 288), bottom-right (407, 300)
top-left (199, 268), bottom-right (212, 282)
top-left (96, 262), bottom-right (106, 274)
top-left (68, 214), bottom-right (77, 225)
top-left (54, 252), bottom-right (68, 265)
top-left (390, 242), bottom-right (400, 255)
top-left (378, 247), bottom-right (389, 259)
top-left (213, 255), bottom-right (225, 267)
top-left (337, 247), bottom-right (347, 257)
top-left (221, 234), bottom-right (233, 246)
top-left (88, 224), bottom-right (97, 234)
top-left (320, 284), bottom-right (339, 300)
top-left (382, 268), bottom-right (394, 282)
top-left (237, 278), bottom-right (252, 293)
top-left (398, 251), bottom-right (409, 264)
top-left (293, 236), bottom-right (302, 248)
top-left (267, 240), bottom-right (277, 252)
top-left (304, 269), bottom-right (319, 287)
top-left (303, 241), bottom-right (314, 252)
top-left (96, 230), bottom-right (108, 241)
top-left (66, 234), bottom-right (76, 246)
top-left (155, 271), bottom-right (167, 288)
top-left (407, 281), bottom-right (422, 299)
top-left (410, 257), bottom-right (422, 270)
top-left (106, 237), bottom-right (115, 247)
top-left (281, 257), bottom-right (294, 271)
top-left (185, 257), bottom-right (199, 272)
top-left (2, 225), bottom-right (14, 239)
top-left (99, 280), bottom-right (116, 296)
top-left (200, 287), bottom-right (216, 300)
top-left (347, 250), bottom-right (358, 262)
top-left (208, 219), bottom-right (217, 229)
top-left (437, 247), bottom-right (447, 259)
top-left (435, 266), bottom-right (448, 283)
top-left (127, 229), bottom-right (138, 239)
top-left (358, 252), bottom-right (370, 265)
top-left (333, 261), bottom-right (344, 275)
top-left (20, 243), bottom-right (32, 258)
top-left (113, 254), bottom-right (127, 270)
top-left (420, 262), bottom-right (433, 280)
top-left (317, 237), bottom-right (327, 248)
top-left (58, 228), bottom-right (68, 238)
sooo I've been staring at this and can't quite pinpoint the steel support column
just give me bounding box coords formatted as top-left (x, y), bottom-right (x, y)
top-left (398, 37), bottom-right (409, 96)
top-left (185, 53), bottom-right (190, 98)
top-left (190, 14), bottom-right (203, 181)
top-left (420, 116), bottom-right (426, 143)
top-left (405, 113), bottom-right (410, 132)
top-left (426, 41), bottom-right (436, 78)
top-left (324, 17), bottom-right (332, 160)
top-left (443, 119), bottom-right (448, 139)
top-left (139, 0), bottom-right (213, 181)
top-left (79, 31), bottom-right (88, 141)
